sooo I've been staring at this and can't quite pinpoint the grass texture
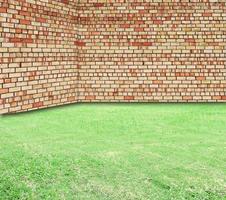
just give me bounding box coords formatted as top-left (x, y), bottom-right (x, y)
top-left (0, 103), bottom-right (226, 200)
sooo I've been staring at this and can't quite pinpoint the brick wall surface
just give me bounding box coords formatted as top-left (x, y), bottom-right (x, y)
top-left (1, 0), bottom-right (226, 114)
top-left (1, 0), bottom-right (79, 114)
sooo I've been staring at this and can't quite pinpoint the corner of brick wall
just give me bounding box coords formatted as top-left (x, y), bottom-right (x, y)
top-left (1, 1), bottom-right (226, 114)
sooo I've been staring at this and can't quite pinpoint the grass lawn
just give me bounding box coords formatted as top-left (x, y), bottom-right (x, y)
top-left (0, 103), bottom-right (226, 200)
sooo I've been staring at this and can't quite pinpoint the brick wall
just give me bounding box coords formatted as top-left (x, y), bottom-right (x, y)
top-left (78, 1), bottom-right (226, 103)
top-left (1, 0), bottom-right (79, 113)
top-left (1, 1), bottom-right (226, 114)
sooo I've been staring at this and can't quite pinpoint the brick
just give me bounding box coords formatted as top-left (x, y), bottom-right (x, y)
top-left (153, 80), bottom-right (163, 84)
top-left (20, 19), bottom-right (31, 25)
top-left (9, 37), bottom-right (21, 43)
top-left (212, 96), bottom-right (221, 100)
top-left (94, 3), bottom-right (104, 7)
top-left (74, 40), bottom-right (86, 46)
top-left (202, 12), bottom-right (212, 17)
top-left (61, 0), bottom-right (69, 4)
top-left (0, 88), bottom-right (8, 94)
top-left (85, 95), bottom-right (96, 100)
top-left (131, 42), bottom-right (152, 47)
top-left (36, 17), bottom-right (46, 23)
top-left (67, 96), bottom-right (75, 101)
top-left (196, 76), bottom-right (205, 81)
top-left (22, 38), bottom-right (33, 43)
top-left (3, 78), bottom-right (12, 83)
top-left (32, 101), bottom-right (44, 108)
top-left (124, 96), bottom-right (134, 100)
top-left (19, 11), bottom-right (30, 16)
top-left (153, 20), bottom-right (163, 25)
top-left (120, 24), bottom-right (130, 28)
top-left (183, 96), bottom-right (193, 100)
top-left (185, 38), bottom-right (196, 43)
top-left (0, 7), bottom-right (7, 13)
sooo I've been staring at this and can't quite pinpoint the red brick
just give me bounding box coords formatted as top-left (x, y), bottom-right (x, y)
top-left (0, 88), bottom-right (8, 94)
top-left (135, 27), bottom-right (144, 32)
top-left (0, 7), bottom-right (7, 13)
top-left (61, 0), bottom-right (69, 4)
top-left (0, 99), bottom-right (4, 105)
top-left (15, 29), bottom-right (22, 34)
top-left (172, 24), bottom-right (177, 29)
top-left (153, 20), bottom-right (163, 25)
top-left (120, 24), bottom-right (130, 28)
top-left (19, 11), bottom-right (30, 16)
top-left (9, 37), bottom-right (33, 43)
top-left (32, 102), bottom-right (43, 108)
top-left (22, 38), bottom-right (33, 43)
top-left (183, 96), bottom-right (193, 100)
top-left (3, 78), bottom-right (11, 84)
top-left (212, 96), bottom-right (221, 100)
top-left (203, 12), bottom-right (212, 17)
top-left (94, 3), bottom-right (104, 7)
top-left (143, 42), bottom-right (152, 46)
top-left (9, 37), bottom-right (21, 43)
top-left (74, 40), bottom-right (86, 46)
top-left (153, 80), bottom-right (163, 84)
top-left (85, 95), bottom-right (96, 100)
top-left (124, 96), bottom-right (134, 100)
top-left (20, 19), bottom-right (31, 25)
top-left (36, 17), bottom-right (46, 23)
top-left (196, 76), bottom-right (205, 81)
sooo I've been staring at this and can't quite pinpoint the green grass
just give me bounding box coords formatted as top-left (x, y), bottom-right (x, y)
top-left (0, 103), bottom-right (226, 200)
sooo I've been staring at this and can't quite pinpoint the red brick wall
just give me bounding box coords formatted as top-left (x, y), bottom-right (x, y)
top-left (1, 1), bottom-right (226, 114)
top-left (78, 1), bottom-right (226, 103)
top-left (1, 0), bottom-right (79, 113)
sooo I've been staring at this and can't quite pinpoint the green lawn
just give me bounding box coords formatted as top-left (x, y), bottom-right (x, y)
top-left (0, 104), bottom-right (225, 200)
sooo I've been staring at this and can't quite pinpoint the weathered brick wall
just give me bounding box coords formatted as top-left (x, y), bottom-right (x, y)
top-left (0, 0), bottom-right (79, 114)
top-left (78, 1), bottom-right (226, 102)
top-left (1, 1), bottom-right (226, 113)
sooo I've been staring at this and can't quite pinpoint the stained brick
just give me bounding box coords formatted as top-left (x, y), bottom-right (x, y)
top-left (74, 40), bottom-right (86, 46)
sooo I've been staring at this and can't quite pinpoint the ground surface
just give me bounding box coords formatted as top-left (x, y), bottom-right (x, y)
top-left (0, 103), bottom-right (225, 200)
